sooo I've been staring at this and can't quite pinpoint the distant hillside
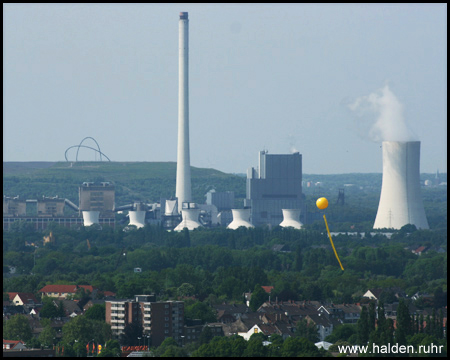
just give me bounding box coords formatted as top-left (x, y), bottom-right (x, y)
top-left (3, 161), bottom-right (246, 206)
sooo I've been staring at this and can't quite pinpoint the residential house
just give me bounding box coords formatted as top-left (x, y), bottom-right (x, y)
top-left (305, 314), bottom-right (338, 341)
top-left (238, 323), bottom-right (278, 340)
top-left (55, 299), bottom-right (83, 317)
top-left (8, 292), bottom-right (40, 307)
top-left (3, 305), bottom-right (26, 318)
top-left (412, 246), bottom-right (428, 256)
top-left (38, 284), bottom-right (97, 299)
top-left (363, 289), bottom-right (384, 301)
top-left (317, 304), bottom-right (362, 324)
top-left (363, 288), bottom-right (406, 303)
top-left (3, 340), bottom-right (27, 350)
top-left (213, 303), bottom-right (249, 324)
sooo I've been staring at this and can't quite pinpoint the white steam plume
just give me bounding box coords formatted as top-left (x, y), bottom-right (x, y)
top-left (348, 85), bottom-right (418, 142)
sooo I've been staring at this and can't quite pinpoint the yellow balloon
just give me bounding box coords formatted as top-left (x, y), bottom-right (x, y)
top-left (316, 197), bottom-right (329, 210)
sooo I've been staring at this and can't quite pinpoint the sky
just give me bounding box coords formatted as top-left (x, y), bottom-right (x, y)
top-left (3, 3), bottom-right (447, 174)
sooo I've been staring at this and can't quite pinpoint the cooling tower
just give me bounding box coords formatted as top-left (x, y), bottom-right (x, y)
top-left (279, 209), bottom-right (303, 229)
top-left (128, 211), bottom-right (146, 228)
top-left (227, 209), bottom-right (254, 230)
top-left (82, 211), bottom-right (100, 226)
top-left (165, 199), bottom-right (178, 216)
top-left (373, 141), bottom-right (429, 230)
top-left (174, 208), bottom-right (202, 231)
top-left (175, 12), bottom-right (192, 210)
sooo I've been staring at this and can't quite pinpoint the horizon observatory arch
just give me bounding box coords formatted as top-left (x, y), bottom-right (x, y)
top-left (65, 137), bottom-right (111, 162)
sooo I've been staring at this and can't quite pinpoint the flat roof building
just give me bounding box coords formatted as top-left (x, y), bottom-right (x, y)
top-left (244, 151), bottom-right (303, 227)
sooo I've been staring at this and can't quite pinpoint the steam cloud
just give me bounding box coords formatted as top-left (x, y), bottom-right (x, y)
top-left (348, 85), bottom-right (418, 142)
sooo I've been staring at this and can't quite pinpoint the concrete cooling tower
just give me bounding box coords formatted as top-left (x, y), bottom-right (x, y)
top-left (174, 208), bottom-right (202, 231)
top-left (373, 141), bottom-right (429, 230)
top-left (279, 209), bottom-right (303, 229)
top-left (82, 211), bottom-right (100, 226)
top-left (128, 211), bottom-right (146, 228)
top-left (227, 209), bottom-right (254, 230)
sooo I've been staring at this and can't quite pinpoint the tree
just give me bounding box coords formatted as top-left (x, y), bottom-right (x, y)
top-left (97, 339), bottom-right (121, 357)
top-left (368, 302), bottom-right (376, 332)
top-left (154, 337), bottom-right (180, 357)
top-left (120, 321), bottom-right (143, 346)
top-left (249, 284), bottom-right (269, 312)
top-left (296, 318), bottom-right (319, 343)
top-left (40, 298), bottom-right (62, 319)
top-left (177, 283), bottom-right (195, 298)
top-left (395, 299), bottom-right (411, 345)
top-left (281, 336), bottom-right (321, 357)
top-left (3, 314), bottom-right (32, 341)
top-left (184, 301), bottom-right (217, 324)
top-left (62, 315), bottom-right (111, 346)
top-left (325, 324), bottom-right (357, 344)
top-left (84, 304), bottom-right (106, 321)
top-left (242, 333), bottom-right (268, 357)
top-left (357, 305), bottom-right (370, 345)
top-left (38, 325), bottom-right (56, 348)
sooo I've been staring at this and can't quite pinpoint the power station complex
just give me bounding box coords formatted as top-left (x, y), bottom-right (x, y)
top-left (3, 12), bottom-right (429, 232)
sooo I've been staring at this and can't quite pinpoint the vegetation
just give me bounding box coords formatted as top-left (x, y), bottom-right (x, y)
top-left (2, 165), bottom-right (447, 356)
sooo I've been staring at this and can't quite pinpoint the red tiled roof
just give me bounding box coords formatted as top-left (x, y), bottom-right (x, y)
top-left (3, 339), bottom-right (25, 350)
top-left (414, 246), bottom-right (427, 253)
top-left (7, 292), bottom-right (18, 301)
top-left (38, 285), bottom-right (95, 294)
top-left (15, 293), bottom-right (39, 304)
top-left (261, 286), bottom-right (274, 294)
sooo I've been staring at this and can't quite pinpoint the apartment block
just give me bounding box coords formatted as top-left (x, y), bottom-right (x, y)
top-left (106, 295), bottom-right (184, 347)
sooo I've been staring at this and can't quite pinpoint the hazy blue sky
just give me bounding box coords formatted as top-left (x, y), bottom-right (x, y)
top-left (3, 3), bottom-right (447, 174)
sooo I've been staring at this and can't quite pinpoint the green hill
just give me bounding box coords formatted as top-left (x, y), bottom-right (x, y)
top-left (3, 161), bottom-right (246, 206)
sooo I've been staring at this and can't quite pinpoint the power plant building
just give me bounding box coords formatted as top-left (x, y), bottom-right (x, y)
top-left (78, 182), bottom-right (115, 217)
top-left (244, 151), bottom-right (303, 227)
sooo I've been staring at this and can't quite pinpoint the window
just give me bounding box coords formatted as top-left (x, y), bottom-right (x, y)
top-left (165, 330), bottom-right (169, 334)
top-left (254, 328), bottom-right (258, 333)
top-left (165, 324), bottom-right (169, 327)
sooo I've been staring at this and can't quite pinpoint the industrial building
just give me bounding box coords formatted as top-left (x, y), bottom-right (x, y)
top-left (78, 182), bottom-right (115, 217)
top-left (244, 151), bottom-right (304, 227)
top-left (105, 295), bottom-right (185, 347)
top-left (3, 182), bottom-right (116, 231)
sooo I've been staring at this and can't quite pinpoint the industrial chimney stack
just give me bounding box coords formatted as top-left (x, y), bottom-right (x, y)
top-left (373, 141), bottom-right (429, 230)
top-left (175, 12), bottom-right (192, 211)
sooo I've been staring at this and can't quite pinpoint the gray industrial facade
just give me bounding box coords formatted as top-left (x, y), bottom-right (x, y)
top-left (244, 151), bottom-right (303, 227)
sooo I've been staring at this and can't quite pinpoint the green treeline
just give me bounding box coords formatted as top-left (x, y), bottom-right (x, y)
top-left (3, 223), bottom-right (447, 306)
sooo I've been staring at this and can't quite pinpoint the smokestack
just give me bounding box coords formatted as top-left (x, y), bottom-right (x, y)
top-left (176, 12), bottom-right (192, 211)
top-left (373, 141), bottom-right (429, 230)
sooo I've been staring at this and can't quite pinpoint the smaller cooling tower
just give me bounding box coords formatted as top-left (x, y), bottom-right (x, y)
top-left (82, 211), bottom-right (100, 226)
top-left (165, 199), bottom-right (178, 216)
top-left (128, 211), bottom-right (146, 228)
top-left (227, 209), bottom-right (254, 230)
top-left (279, 209), bottom-right (303, 229)
top-left (174, 208), bottom-right (202, 231)
top-left (373, 141), bottom-right (429, 230)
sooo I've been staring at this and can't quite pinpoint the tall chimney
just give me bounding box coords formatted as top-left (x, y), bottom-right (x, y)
top-left (373, 141), bottom-right (429, 230)
top-left (176, 12), bottom-right (192, 211)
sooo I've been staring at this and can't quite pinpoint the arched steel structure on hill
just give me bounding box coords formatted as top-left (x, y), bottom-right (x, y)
top-left (65, 137), bottom-right (111, 162)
